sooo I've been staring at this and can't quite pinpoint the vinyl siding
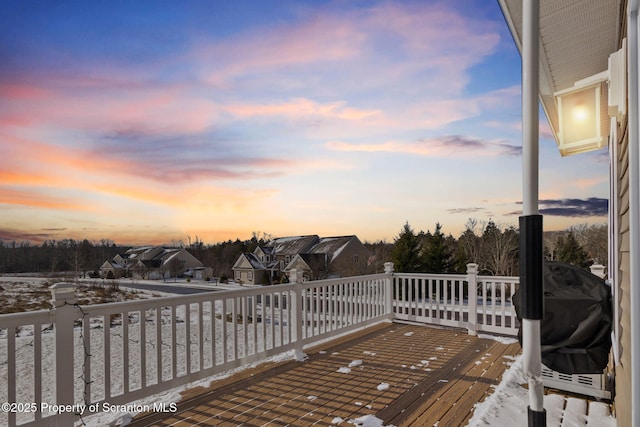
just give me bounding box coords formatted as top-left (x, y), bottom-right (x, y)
top-left (615, 117), bottom-right (631, 426)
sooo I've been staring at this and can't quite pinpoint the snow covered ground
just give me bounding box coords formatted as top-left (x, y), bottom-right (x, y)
top-left (0, 277), bottom-right (163, 314)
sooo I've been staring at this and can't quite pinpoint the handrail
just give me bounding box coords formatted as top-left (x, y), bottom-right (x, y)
top-left (0, 269), bottom-right (518, 427)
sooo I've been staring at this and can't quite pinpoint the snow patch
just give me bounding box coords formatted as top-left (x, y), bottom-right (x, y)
top-left (338, 367), bottom-right (352, 374)
top-left (478, 334), bottom-right (519, 345)
top-left (465, 354), bottom-right (617, 427)
top-left (348, 414), bottom-right (393, 426)
top-left (377, 383), bottom-right (390, 391)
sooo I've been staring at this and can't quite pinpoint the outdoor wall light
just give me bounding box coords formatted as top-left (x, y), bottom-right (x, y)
top-left (553, 44), bottom-right (626, 158)
top-left (555, 82), bottom-right (605, 157)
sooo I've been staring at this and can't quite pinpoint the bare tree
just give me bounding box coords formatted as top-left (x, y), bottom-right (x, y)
top-left (458, 218), bottom-right (483, 266)
top-left (479, 220), bottom-right (519, 276)
top-left (364, 240), bottom-right (393, 273)
top-left (568, 223), bottom-right (608, 265)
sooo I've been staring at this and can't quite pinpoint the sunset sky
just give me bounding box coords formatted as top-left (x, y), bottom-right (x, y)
top-left (0, 0), bottom-right (609, 246)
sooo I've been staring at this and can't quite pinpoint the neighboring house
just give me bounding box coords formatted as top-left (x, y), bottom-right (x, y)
top-left (98, 259), bottom-right (125, 279)
top-left (185, 266), bottom-right (214, 281)
top-left (232, 253), bottom-right (269, 285)
top-left (286, 236), bottom-right (370, 281)
top-left (99, 246), bottom-right (205, 280)
top-left (499, 1), bottom-right (640, 424)
top-left (232, 236), bottom-right (318, 285)
top-left (266, 235), bottom-right (320, 271)
top-left (232, 235), bottom-right (370, 284)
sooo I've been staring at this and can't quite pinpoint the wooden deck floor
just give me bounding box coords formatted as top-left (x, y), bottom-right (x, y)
top-left (129, 322), bottom-right (521, 427)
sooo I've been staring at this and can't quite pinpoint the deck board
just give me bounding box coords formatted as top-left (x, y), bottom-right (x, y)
top-left (129, 322), bottom-right (521, 427)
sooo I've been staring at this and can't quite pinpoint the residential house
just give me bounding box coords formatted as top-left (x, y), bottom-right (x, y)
top-left (232, 235), bottom-right (370, 284)
top-left (232, 236), bottom-right (318, 285)
top-left (232, 253), bottom-right (270, 285)
top-left (285, 236), bottom-right (370, 281)
top-left (99, 246), bottom-right (205, 280)
top-left (498, 0), bottom-right (640, 424)
top-left (265, 235), bottom-right (320, 270)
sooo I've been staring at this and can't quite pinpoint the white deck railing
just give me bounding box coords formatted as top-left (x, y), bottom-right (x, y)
top-left (0, 264), bottom-right (516, 426)
top-left (391, 266), bottom-right (519, 336)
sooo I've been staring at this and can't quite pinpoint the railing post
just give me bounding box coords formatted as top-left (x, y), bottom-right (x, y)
top-left (290, 269), bottom-right (306, 361)
top-left (50, 283), bottom-right (78, 427)
top-left (466, 263), bottom-right (479, 335)
top-left (589, 264), bottom-right (606, 279)
top-left (384, 262), bottom-right (394, 321)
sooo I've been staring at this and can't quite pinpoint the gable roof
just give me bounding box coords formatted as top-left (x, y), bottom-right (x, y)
top-left (118, 246), bottom-right (202, 268)
top-left (262, 235), bottom-right (319, 255)
top-left (306, 236), bottom-right (357, 260)
top-left (232, 253), bottom-right (266, 270)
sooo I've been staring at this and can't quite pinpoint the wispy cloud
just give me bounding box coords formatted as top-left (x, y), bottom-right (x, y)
top-left (194, 2), bottom-right (500, 95)
top-left (0, 228), bottom-right (62, 242)
top-left (539, 198), bottom-right (608, 217)
top-left (0, 188), bottom-right (90, 211)
top-left (326, 135), bottom-right (521, 158)
top-left (510, 198), bottom-right (608, 217)
top-left (447, 207), bottom-right (489, 215)
top-left (224, 98), bottom-right (382, 122)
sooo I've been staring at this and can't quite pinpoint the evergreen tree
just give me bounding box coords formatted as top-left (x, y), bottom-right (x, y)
top-left (391, 222), bottom-right (423, 272)
top-left (422, 223), bottom-right (453, 273)
top-left (556, 231), bottom-right (590, 268)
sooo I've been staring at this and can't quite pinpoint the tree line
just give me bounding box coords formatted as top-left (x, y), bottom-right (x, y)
top-left (0, 221), bottom-right (607, 277)
top-left (389, 219), bottom-right (607, 276)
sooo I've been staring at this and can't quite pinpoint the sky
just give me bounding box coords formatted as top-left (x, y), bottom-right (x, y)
top-left (0, 0), bottom-right (610, 246)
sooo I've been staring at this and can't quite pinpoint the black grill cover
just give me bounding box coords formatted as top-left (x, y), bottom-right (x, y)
top-left (513, 262), bottom-right (612, 374)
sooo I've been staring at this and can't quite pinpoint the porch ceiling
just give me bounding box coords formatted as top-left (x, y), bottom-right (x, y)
top-left (498, 0), bottom-right (621, 148)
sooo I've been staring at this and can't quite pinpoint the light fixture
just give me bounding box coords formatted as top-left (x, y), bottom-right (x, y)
top-left (552, 45), bottom-right (627, 157)
top-left (555, 80), bottom-right (605, 156)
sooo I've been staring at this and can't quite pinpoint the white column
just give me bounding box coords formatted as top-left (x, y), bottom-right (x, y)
top-left (522, 0), bottom-right (545, 421)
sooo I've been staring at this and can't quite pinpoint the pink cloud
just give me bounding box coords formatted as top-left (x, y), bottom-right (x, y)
top-left (0, 83), bottom-right (52, 99)
top-left (194, 2), bottom-right (501, 99)
top-left (224, 98), bottom-right (381, 122)
top-left (0, 187), bottom-right (90, 211)
top-left (1, 76), bottom-right (219, 137)
top-left (196, 13), bottom-right (366, 86)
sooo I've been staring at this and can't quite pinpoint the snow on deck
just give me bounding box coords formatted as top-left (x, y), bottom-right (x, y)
top-left (126, 323), bottom-right (523, 427)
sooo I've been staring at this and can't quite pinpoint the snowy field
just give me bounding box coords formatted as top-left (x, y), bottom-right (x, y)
top-left (0, 277), bottom-right (163, 314)
top-left (0, 277), bottom-right (617, 427)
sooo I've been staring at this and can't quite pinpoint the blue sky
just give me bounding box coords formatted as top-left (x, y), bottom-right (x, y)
top-left (0, 0), bottom-right (609, 245)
